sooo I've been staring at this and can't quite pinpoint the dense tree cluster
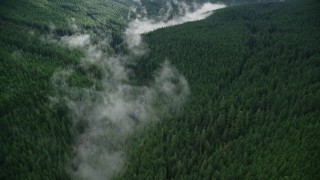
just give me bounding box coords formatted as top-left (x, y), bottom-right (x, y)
top-left (118, 0), bottom-right (320, 179)
top-left (0, 0), bottom-right (319, 179)
top-left (0, 0), bottom-right (128, 36)
top-left (0, 0), bottom-right (127, 179)
top-left (0, 20), bottom-right (75, 179)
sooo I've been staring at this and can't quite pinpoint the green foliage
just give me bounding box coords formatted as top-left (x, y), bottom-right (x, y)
top-left (0, 0), bottom-right (128, 34)
top-left (1, 0), bottom-right (319, 179)
top-left (119, 0), bottom-right (320, 179)
top-left (0, 0), bottom-right (129, 179)
top-left (0, 20), bottom-right (77, 179)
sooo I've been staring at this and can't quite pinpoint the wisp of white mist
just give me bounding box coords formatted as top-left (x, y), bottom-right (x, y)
top-left (125, 2), bottom-right (226, 49)
top-left (49, 1), bottom-right (226, 180)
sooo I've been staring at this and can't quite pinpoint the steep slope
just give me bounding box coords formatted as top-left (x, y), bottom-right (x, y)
top-left (0, 0), bottom-right (130, 179)
top-left (119, 0), bottom-right (320, 179)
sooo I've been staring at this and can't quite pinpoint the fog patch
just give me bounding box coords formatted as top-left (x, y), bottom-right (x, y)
top-left (61, 34), bottom-right (91, 48)
top-left (51, 31), bottom-right (189, 180)
top-left (47, 1), bottom-right (228, 179)
top-left (68, 17), bottom-right (79, 32)
top-left (125, 2), bottom-right (226, 49)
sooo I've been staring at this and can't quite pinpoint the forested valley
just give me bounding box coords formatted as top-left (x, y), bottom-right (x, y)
top-left (0, 0), bottom-right (319, 179)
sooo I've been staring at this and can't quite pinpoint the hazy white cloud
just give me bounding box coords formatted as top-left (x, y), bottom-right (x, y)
top-left (68, 17), bottom-right (79, 31)
top-left (51, 31), bottom-right (189, 180)
top-left (48, 1), bottom-right (227, 179)
top-left (61, 34), bottom-right (91, 48)
top-left (163, 0), bottom-right (174, 20)
top-left (49, 22), bottom-right (56, 34)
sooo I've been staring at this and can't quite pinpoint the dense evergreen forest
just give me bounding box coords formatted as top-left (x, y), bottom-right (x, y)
top-left (0, 0), bottom-right (130, 179)
top-left (0, 0), bottom-right (319, 179)
top-left (119, 0), bottom-right (320, 179)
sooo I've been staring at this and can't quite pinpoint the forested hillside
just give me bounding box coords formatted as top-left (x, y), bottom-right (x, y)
top-left (119, 0), bottom-right (320, 179)
top-left (1, 0), bottom-right (319, 179)
top-left (0, 0), bottom-right (130, 179)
